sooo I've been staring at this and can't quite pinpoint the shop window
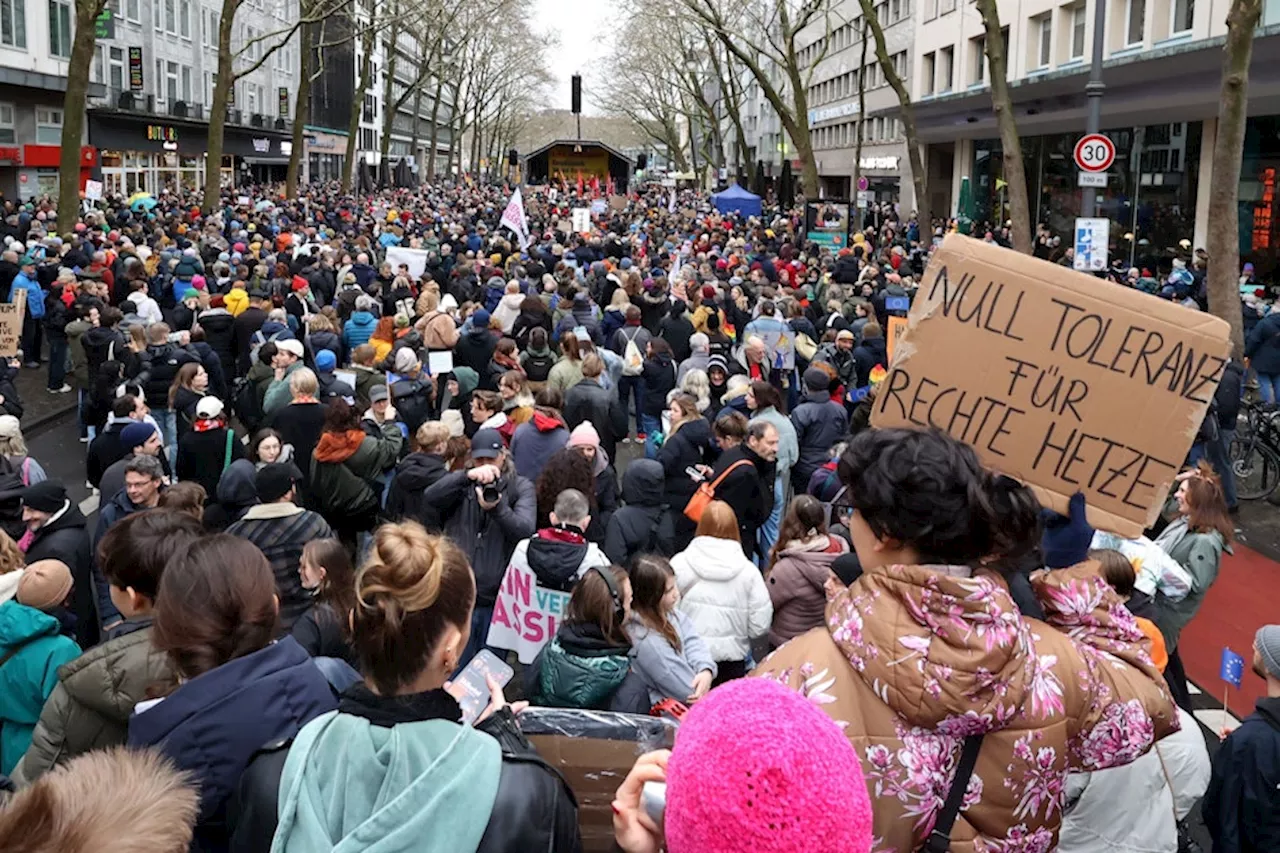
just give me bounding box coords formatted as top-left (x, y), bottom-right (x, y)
top-left (35, 107), bottom-right (61, 145)
top-left (47, 0), bottom-right (70, 57)
top-left (1170, 0), bottom-right (1192, 33)
top-left (0, 103), bottom-right (14, 144)
top-left (1, 0), bottom-right (25, 48)
top-left (1125, 0), bottom-right (1145, 45)
top-left (1069, 2), bottom-right (1087, 58)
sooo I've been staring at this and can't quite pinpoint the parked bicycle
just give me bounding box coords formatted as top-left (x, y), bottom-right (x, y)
top-left (1230, 399), bottom-right (1280, 499)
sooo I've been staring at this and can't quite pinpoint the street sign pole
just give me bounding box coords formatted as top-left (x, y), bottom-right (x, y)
top-left (1081, 0), bottom-right (1107, 218)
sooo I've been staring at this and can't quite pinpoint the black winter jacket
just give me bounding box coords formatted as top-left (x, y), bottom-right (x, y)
top-left (604, 460), bottom-right (674, 566)
top-left (658, 307), bottom-right (695, 362)
top-left (851, 336), bottom-right (888, 388)
top-left (25, 504), bottom-right (98, 650)
top-left (1203, 697), bottom-right (1280, 852)
top-left (132, 342), bottom-right (197, 409)
top-left (563, 378), bottom-right (627, 462)
top-left (384, 452), bottom-right (449, 530)
top-left (226, 690), bottom-right (581, 853)
top-left (656, 416), bottom-right (716, 511)
top-left (790, 392), bottom-right (850, 490)
top-left (199, 308), bottom-right (237, 378)
top-left (640, 353), bottom-right (677, 417)
top-left (710, 444), bottom-right (776, 559)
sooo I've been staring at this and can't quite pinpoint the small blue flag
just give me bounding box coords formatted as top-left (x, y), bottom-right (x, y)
top-left (1221, 647), bottom-right (1245, 689)
top-left (885, 296), bottom-right (911, 313)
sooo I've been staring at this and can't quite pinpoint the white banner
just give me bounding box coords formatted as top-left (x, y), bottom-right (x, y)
top-left (84, 180), bottom-right (103, 201)
top-left (571, 208), bottom-right (591, 234)
top-left (385, 246), bottom-right (431, 280)
top-left (500, 188), bottom-right (531, 249)
top-left (486, 561), bottom-right (571, 664)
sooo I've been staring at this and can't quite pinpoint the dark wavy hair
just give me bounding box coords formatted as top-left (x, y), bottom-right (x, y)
top-left (838, 428), bottom-right (1038, 566)
top-left (535, 448), bottom-right (597, 529)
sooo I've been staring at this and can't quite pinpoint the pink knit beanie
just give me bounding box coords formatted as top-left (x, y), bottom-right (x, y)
top-left (664, 678), bottom-right (873, 853)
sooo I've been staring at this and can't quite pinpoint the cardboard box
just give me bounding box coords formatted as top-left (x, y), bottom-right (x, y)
top-left (522, 709), bottom-right (677, 853)
top-left (871, 234), bottom-right (1231, 537)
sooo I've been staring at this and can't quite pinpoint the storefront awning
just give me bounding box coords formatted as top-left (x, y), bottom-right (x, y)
top-left (242, 156), bottom-right (290, 165)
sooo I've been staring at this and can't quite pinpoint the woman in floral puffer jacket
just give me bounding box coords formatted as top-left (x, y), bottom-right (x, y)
top-left (755, 428), bottom-right (1179, 853)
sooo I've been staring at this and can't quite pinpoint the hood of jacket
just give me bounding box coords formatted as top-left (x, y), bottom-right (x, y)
top-left (395, 452), bottom-right (447, 491)
top-left (273, 706), bottom-right (501, 853)
top-left (82, 325), bottom-right (120, 350)
top-left (313, 429), bottom-right (366, 464)
top-left (347, 311), bottom-right (375, 330)
top-left (679, 536), bottom-right (757, 582)
top-left (34, 502), bottom-right (87, 538)
top-left (526, 527), bottom-right (592, 587)
top-left (621, 459), bottom-right (665, 507)
top-left (530, 409), bottom-right (564, 433)
top-left (217, 458), bottom-right (259, 507)
top-left (0, 599), bottom-right (63, 647)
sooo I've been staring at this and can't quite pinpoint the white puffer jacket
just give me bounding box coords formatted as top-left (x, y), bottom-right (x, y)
top-left (671, 535), bottom-right (773, 662)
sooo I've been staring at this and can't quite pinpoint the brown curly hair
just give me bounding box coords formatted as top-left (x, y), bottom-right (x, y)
top-left (534, 448), bottom-right (597, 528)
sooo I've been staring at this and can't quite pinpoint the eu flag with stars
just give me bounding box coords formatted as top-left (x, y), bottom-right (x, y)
top-left (1221, 647), bottom-right (1245, 688)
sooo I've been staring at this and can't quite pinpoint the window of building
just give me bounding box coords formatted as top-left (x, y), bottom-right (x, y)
top-left (178, 0), bottom-right (189, 37)
top-left (890, 0), bottom-right (901, 20)
top-left (939, 45), bottom-right (954, 91)
top-left (1171, 0), bottom-right (1193, 32)
top-left (893, 50), bottom-right (908, 80)
top-left (922, 51), bottom-right (935, 95)
top-left (180, 64), bottom-right (191, 100)
top-left (1036, 13), bottom-right (1052, 67)
top-left (246, 85), bottom-right (257, 112)
top-left (1, 0), bottom-right (25, 48)
top-left (109, 45), bottom-right (124, 89)
top-left (0, 103), bottom-right (14, 144)
top-left (152, 0), bottom-right (159, 29)
top-left (163, 0), bottom-right (174, 32)
top-left (941, 0), bottom-right (956, 12)
top-left (1070, 3), bottom-right (1087, 57)
top-left (47, 0), bottom-right (70, 56)
top-left (165, 60), bottom-right (178, 101)
top-left (970, 35), bottom-right (986, 84)
top-left (1126, 0), bottom-right (1145, 44)
top-left (35, 107), bottom-right (61, 144)
top-left (93, 42), bottom-right (104, 82)
top-left (924, 0), bottom-right (937, 18)
top-left (125, 0), bottom-right (137, 21)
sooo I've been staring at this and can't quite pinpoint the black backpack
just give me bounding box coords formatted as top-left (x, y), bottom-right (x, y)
top-left (0, 456), bottom-right (29, 541)
top-left (234, 377), bottom-right (265, 434)
top-left (524, 351), bottom-right (555, 383)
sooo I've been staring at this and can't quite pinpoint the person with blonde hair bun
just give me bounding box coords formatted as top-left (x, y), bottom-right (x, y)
top-left (259, 521), bottom-right (581, 852)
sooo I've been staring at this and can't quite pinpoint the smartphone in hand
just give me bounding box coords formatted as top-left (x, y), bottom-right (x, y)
top-left (447, 649), bottom-right (514, 724)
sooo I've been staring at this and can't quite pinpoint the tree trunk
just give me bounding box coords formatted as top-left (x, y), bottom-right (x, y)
top-left (58, 0), bottom-right (103, 222)
top-left (410, 84), bottom-right (422, 167)
top-left (202, 0), bottom-right (239, 212)
top-left (975, 0), bottom-right (1031, 253)
top-left (342, 19), bottom-right (374, 193)
top-left (855, 0), bottom-right (928, 224)
top-left (426, 80), bottom-right (443, 177)
top-left (285, 23), bottom-right (313, 198)
top-left (1207, 0), bottom-right (1262, 359)
top-left (378, 13), bottom-right (400, 185)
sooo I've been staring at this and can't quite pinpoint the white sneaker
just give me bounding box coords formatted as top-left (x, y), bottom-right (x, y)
top-left (49, 384), bottom-right (71, 393)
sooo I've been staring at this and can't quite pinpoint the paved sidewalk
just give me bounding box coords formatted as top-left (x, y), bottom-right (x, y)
top-left (14, 362), bottom-right (78, 430)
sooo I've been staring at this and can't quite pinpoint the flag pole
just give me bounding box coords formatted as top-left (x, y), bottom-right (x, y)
top-left (1223, 685), bottom-right (1231, 738)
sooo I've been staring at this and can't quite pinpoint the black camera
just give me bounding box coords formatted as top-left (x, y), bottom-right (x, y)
top-left (481, 483), bottom-right (501, 504)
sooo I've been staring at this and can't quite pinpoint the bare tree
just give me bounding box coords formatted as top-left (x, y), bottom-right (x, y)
top-left (974, 0), bottom-right (1031, 252)
top-left (58, 0), bottom-right (109, 222)
top-left (203, 0), bottom-right (341, 211)
top-left (1207, 0), bottom-right (1263, 358)
top-left (856, 0), bottom-right (928, 224)
top-left (341, 2), bottom-right (376, 192)
top-left (851, 18), bottom-right (868, 200)
top-left (670, 0), bottom-right (839, 193)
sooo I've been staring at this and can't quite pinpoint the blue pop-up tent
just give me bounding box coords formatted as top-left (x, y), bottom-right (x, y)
top-left (711, 183), bottom-right (763, 218)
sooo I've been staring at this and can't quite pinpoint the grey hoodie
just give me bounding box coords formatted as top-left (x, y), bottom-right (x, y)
top-left (627, 609), bottom-right (717, 706)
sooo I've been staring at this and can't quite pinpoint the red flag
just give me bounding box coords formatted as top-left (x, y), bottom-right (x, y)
top-left (576, 171), bottom-right (583, 195)
top-left (590, 175), bottom-right (600, 198)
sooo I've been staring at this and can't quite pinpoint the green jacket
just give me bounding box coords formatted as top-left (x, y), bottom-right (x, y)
top-left (310, 420), bottom-right (403, 518)
top-left (66, 319), bottom-right (92, 389)
top-left (1153, 517), bottom-right (1228, 649)
top-left (533, 636), bottom-right (630, 710)
top-left (0, 601), bottom-right (81, 775)
top-left (263, 361), bottom-right (306, 416)
top-left (11, 620), bottom-right (170, 785)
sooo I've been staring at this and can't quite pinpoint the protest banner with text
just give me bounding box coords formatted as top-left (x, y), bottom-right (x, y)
top-left (872, 233), bottom-right (1231, 538)
top-left (487, 560), bottom-right (571, 663)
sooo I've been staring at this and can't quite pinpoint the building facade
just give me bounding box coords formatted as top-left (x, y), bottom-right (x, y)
top-left (911, 0), bottom-right (1280, 275)
top-left (85, 0), bottom-right (299, 193)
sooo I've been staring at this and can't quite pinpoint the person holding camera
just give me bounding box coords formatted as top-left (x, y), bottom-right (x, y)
top-left (423, 428), bottom-right (535, 667)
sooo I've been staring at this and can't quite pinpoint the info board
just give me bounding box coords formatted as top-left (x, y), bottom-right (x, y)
top-left (871, 233), bottom-right (1231, 538)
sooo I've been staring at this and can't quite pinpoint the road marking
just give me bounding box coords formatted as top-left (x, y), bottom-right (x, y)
top-left (79, 494), bottom-right (99, 516)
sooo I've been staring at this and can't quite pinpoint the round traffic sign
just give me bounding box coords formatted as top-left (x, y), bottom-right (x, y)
top-left (1074, 134), bottom-right (1115, 173)
top-left (856, 176), bottom-right (869, 192)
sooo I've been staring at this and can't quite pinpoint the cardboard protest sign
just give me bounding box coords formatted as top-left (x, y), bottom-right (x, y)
top-left (886, 315), bottom-right (909, 361)
top-left (487, 560), bottom-right (571, 663)
top-left (608, 194), bottom-right (628, 211)
top-left (384, 246), bottom-right (430, 280)
top-left (0, 290), bottom-right (25, 357)
top-left (870, 234), bottom-right (1231, 537)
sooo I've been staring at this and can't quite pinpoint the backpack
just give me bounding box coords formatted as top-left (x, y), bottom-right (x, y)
top-left (248, 328), bottom-right (284, 366)
top-left (620, 327), bottom-right (644, 376)
top-left (233, 376), bottom-right (265, 434)
top-left (523, 350), bottom-right (555, 383)
top-left (0, 456), bottom-right (28, 541)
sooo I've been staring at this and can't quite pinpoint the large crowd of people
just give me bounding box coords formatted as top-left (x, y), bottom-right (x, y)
top-left (0, 179), bottom-right (1274, 853)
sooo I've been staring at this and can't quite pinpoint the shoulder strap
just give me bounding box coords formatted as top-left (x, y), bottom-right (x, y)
top-left (708, 459), bottom-right (755, 493)
top-left (0, 634), bottom-right (40, 670)
top-left (223, 430), bottom-right (235, 471)
top-left (922, 734), bottom-right (984, 853)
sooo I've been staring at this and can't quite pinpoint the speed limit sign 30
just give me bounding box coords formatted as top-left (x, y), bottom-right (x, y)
top-left (1074, 134), bottom-right (1115, 172)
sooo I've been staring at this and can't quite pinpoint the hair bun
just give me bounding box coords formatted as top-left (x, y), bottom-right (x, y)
top-left (357, 521), bottom-right (445, 615)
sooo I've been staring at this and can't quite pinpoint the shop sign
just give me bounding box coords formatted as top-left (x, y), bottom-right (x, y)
top-left (146, 125), bottom-right (177, 142)
top-left (252, 138), bottom-right (270, 153)
top-left (278, 87), bottom-right (290, 118)
top-left (0, 147), bottom-right (20, 165)
top-left (808, 102), bottom-right (860, 125)
top-left (280, 140), bottom-right (292, 157)
top-left (128, 47), bottom-right (144, 91)
top-left (859, 156), bottom-right (899, 171)
top-left (94, 7), bottom-right (114, 38)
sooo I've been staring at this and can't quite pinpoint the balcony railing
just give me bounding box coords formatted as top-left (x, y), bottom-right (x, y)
top-left (96, 87), bottom-right (293, 132)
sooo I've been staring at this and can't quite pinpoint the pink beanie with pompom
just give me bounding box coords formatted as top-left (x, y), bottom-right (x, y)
top-left (664, 678), bottom-right (873, 853)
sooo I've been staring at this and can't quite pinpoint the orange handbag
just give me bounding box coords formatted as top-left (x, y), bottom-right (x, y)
top-left (683, 460), bottom-right (754, 523)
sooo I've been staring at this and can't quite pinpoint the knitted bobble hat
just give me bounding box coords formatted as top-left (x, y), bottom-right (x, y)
top-left (664, 678), bottom-right (873, 853)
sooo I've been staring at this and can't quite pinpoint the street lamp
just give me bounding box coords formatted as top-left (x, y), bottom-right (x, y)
top-left (1081, 0), bottom-right (1107, 218)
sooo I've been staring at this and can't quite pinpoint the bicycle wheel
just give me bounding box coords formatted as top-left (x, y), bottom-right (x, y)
top-left (1231, 437), bottom-right (1280, 500)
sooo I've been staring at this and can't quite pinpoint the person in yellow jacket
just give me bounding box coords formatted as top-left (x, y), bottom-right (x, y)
top-left (223, 281), bottom-right (249, 317)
